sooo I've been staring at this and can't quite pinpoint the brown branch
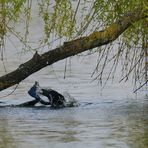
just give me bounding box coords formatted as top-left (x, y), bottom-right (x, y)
top-left (0, 8), bottom-right (147, 91)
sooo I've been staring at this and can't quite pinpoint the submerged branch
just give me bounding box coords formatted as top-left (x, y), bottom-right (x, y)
top-left (0, 8), bottom-right (147, 92)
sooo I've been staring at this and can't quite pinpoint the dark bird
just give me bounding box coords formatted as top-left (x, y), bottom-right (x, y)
top-left (28, 81), bottom-right (66, 108)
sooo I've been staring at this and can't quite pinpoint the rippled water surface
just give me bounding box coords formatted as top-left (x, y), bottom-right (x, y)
top-left (0, 42), bottom-right (148, 148)
top-left (0, 96), bottom-right (148, 148)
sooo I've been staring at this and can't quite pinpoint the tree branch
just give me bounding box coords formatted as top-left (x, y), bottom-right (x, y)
top-left (133, 79), bottom-right (148, 93)
top-left (0, 8), bottom-right (147, 91)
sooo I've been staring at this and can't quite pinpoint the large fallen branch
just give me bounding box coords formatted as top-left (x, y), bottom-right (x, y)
top-left (0, 9), bottom-right (147, 91)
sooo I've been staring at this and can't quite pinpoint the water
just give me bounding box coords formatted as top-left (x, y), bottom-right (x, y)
top-left (0, 60), bottom-right (148, 148)
top-left (0, 1), bottom-right (148, 147)
top-left (0, 96), bottom-right (147, 148)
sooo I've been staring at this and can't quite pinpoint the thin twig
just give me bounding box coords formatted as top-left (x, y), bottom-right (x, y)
top-left (133, 79), bottom-right (148, 93)
top-left (0, 84), bottom-right (19, 98)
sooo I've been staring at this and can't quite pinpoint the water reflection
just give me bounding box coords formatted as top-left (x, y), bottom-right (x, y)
top-left (0, 97), bottom-right (147, 148)
top-left (0, 113), bottom-right (17, 148)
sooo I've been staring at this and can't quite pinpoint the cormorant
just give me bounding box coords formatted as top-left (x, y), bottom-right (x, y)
top-left (28, 81), bottom-right (66, 108)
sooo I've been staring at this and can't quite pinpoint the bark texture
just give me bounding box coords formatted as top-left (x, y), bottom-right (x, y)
top-left (0, 9), bottom-right (147, 91)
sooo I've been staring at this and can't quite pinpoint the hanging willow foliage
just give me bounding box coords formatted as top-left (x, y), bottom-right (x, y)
top-left (0, 0), bottom-right (147, 88)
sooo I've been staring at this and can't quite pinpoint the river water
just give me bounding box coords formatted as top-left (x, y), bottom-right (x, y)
top-left (0, 53), bottom-right (147, 148)
top-left (0, 1), bottom-right (148, 147)
top-left (0, 96), bottom-right (147, 148)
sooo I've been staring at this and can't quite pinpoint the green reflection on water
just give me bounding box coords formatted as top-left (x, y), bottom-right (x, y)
top-left (0, 119), bottom-right (17, 148)
top-left (0, 97), bottom-right (147, 148)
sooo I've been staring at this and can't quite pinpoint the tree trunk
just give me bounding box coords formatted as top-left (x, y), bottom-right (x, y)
top-left (0, 8), bottom-right (147, 91)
